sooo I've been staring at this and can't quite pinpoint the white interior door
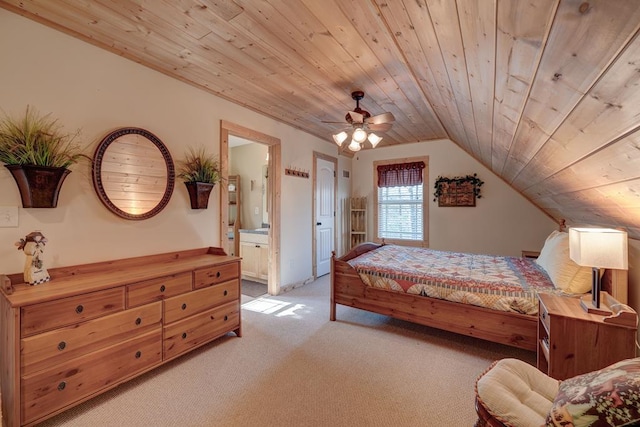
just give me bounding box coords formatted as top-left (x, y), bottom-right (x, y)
top-left (316, 157), bottom-right (335, 277)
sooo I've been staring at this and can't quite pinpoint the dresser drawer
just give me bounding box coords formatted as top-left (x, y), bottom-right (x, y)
top-left (22, 328), bottom-right (162, 425)
top-left (21, 288), bottom-right (125, 337)
top-left (164, 279), bottom-right (240, 324)
top-left (22, 301), bottom-right (162, 376)
top-left (127, 272), bottom-right (192, 308)
top-left (193, 262), bottom-right (239, 289)
top-left (163, 301), bottom-right (239, 360)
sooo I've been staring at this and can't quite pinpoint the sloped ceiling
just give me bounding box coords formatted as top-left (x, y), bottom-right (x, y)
top-left (2, 0), bottom-right (640, 238)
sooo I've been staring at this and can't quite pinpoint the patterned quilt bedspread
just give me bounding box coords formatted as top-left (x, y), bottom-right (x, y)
top-left (347, 245), bottom-right (557, 315)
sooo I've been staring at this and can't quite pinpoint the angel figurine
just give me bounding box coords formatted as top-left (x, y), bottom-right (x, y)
top-left (16, 231), bottom-right (50, 285)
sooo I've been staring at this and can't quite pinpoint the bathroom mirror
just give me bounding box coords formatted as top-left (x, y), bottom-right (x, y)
top-left (92, 127), bottom-right (175, 220)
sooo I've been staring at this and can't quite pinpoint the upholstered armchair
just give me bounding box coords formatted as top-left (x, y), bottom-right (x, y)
top-left (474, 357), bottom-right (640, 427)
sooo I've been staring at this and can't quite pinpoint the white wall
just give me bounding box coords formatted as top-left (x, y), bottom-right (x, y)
top-left (0, 9), bottom-right (342, 289)
top-left (351, 140), bottom-right (558, 256)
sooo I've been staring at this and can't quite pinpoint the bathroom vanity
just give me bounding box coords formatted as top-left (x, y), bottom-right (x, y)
top-left (239, 229), bottom-right (268, 283)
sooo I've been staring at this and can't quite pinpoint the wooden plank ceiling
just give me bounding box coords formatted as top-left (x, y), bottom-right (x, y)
top-left (3, 0), bottom-right (640, 238)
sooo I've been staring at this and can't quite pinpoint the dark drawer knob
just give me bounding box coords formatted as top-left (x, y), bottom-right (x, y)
top-left (75, 305), bottom-right (84, 314)
top-left (58, 381), bottom-right (66, 391)
top-left (216, 271), bottom-right (221, 278)
top-left (160, 285), bottom-right (166, 292)
top-left (181, 303), bottom-right (187, 310)
top-left (224, 315), bottom-right (228, 321)
top-left (135, 351), bottom-right (142, 359)
top-left (223, 290), bottom-right (228, 296)
top-left (181, 332), bottom-right (187, 339)
top-left (57, 341), bottom-right (66, 351)
top-left (135, 317), bottom-right (142, 326)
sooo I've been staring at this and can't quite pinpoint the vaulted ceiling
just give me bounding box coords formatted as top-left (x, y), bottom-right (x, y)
top-left (2, 0), bottom-right (640, 238)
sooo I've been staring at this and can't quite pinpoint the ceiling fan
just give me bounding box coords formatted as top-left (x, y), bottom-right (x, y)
top-left (325, 91), bottom-right (395, 151)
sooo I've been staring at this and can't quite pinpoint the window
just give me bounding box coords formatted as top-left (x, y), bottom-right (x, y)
top-left (374, 157), bottom-right (428, 246)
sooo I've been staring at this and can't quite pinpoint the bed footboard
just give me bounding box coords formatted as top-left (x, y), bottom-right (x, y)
top-left (330, 242), bottom-right (383, 321)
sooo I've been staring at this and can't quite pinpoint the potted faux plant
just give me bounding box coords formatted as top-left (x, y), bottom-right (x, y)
top-left (0, 106), bottom-right (86, 208)
top-left (177, 147), bottom-right (221, 209)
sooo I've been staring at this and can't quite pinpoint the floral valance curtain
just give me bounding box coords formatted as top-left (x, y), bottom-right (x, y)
top-left (377, 161), bottom-right (425, 188)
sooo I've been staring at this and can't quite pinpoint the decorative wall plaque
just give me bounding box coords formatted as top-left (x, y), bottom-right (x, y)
top-left (433, 174), bottom-right (484, 207)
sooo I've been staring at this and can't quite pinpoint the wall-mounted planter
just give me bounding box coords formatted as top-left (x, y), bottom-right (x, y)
top-left (185, 181), bottom-right (214, 209)
top-left (5, 165), bottom-right (71, 208)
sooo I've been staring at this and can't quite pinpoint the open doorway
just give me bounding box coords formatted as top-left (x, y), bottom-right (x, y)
top-left (219, 121), bottom-right (281, 295)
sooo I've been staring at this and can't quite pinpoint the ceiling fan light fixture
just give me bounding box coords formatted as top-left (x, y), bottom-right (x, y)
top-left (328, 91), bottom-right (394, 151)
top-left (352, 127), bottom-right (367, 143)
top-left (332, 131), bottom-right (348, 146)
top-left (348, 139), bottom-right (362, 152)
top-left (368, 133), bottom-right (382, 147)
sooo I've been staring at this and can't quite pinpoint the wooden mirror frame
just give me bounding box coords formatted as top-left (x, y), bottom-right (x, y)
top-left (92, 127), bottom-right (175, 220)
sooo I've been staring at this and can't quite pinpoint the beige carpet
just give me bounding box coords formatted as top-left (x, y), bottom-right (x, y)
top-left (34, 275), bottom-right (534, 427)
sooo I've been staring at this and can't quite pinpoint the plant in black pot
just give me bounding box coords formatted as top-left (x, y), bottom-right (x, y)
top-left (177, 147), bottom-right (221, 209)
top-left (0, 106), bottom-right (87, 208)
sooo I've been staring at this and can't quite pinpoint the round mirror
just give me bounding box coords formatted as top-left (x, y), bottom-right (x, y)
top-left (92, 127), bottom-right (175, 220)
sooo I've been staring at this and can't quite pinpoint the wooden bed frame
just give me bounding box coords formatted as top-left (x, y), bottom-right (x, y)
top-left (330, 242), bottom-right (628, 351)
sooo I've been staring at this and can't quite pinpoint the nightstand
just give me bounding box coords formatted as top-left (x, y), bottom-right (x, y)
top-left (537, 292), bottom-right (637, 380)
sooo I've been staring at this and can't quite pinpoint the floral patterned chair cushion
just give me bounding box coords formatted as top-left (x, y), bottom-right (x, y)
top-left (545, 357), bottom-right (640, 427)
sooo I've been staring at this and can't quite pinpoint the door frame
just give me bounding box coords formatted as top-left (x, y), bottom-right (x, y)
top-left (220, 120), bottom-right (282, 295)
top-left (312, 151), bottom-right (338, 279)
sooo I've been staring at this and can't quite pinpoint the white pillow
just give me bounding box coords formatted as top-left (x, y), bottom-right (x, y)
top-left (536, 231), bottom-right (592, 294)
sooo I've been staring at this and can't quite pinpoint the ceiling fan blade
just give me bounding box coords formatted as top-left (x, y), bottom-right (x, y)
top-left (321, 120), bottom-right (349, 124)
top-left (366, 112), bottom-right (395, 125)
top-left (348, 111), bottom-right (364, 123)
top-left (367, 123), bottom-right (392, 132)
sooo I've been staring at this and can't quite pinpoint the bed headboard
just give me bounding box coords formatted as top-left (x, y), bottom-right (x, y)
top-left (602, 269), bottom-right (628, 304)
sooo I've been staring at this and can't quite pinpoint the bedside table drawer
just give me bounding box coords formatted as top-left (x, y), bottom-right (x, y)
top-left (539, 301), bottom-right (550, 333)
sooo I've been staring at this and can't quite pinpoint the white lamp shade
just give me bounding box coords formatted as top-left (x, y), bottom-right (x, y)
top-left (368, 132), bottom-right (382, 147)
top-left (569, 227), bottom-right (628, 270)
top-left (332, 131), bottom-right (348, 146)
top-left (348, 139), bottom-right (361, 152)
top-left (352, 127), bottom-right (367, 143)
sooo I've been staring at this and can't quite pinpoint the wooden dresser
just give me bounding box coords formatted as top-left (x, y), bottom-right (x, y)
top-left (0, 247), bottom-right (241, 427)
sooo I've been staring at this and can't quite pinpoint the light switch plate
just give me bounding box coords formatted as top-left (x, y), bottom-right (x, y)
top-left (0, 206), bottom-right (19, 227)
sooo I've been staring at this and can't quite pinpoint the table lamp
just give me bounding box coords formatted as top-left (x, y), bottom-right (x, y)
top-left (569, 227), bottom-right (628, 315)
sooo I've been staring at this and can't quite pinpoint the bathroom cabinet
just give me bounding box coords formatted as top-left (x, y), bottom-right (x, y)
top-left (239, 231), bottom-right (268, 283)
